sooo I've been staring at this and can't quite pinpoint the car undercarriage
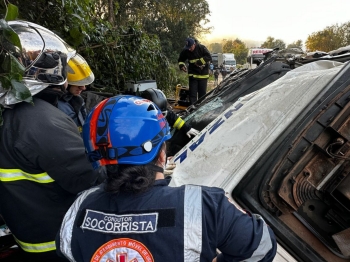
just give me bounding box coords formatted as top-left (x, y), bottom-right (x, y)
top-left (234, 65), bottom-right (350, 261)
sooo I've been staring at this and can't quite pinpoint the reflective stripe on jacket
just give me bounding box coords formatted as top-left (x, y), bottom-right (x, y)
top-left (178, 42), bottom-right (212, 78)
top-left (0, 97), bottom-right (99, 255)
top-left (166, 110), bottom-right (191, 133)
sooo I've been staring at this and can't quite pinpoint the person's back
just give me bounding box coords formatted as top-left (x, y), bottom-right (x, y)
top-left (0, 20), bottom-right (100, 261)
top-left (213, 69), bottom-right (220, 85)
top-left (0, 98), bottom-right (98, 258)
top-left (57, 95), bottom-right (277, 262)
top-left (58, 181), bottom-right (275, 261)
top-left (221, 68), bottom-right (227, 79)
top-left (209, 62), bottom-right (214, 75)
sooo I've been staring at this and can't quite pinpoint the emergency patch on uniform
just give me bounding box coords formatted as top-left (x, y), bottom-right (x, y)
top-left (82, 209), bottom-right (158, 234)
top-left (91, 238), bottom-right (154, 262)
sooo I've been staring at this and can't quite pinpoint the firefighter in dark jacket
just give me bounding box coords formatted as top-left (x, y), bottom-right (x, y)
top-left (0, 21), bottom-right (101, 262)
top-left (141, 88), bottom-right (199, 138)
top-left (56, 95), bottom-right (277, 262)
top-left (178, 37), bottom-right (212, 105)
top-left (58, 53), bottom-right (94, 133)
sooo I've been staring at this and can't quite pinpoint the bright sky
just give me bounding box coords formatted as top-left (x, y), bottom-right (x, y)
top-left (203, 0), bottom-right (350, 46)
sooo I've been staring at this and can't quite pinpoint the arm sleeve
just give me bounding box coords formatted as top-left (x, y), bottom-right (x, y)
top-left (15, 110), bottom-right (100, 194)
top-left (166, 110), bottom-right (191, 133)
top-left (178, 50), bottom-right (188, 70)
top-left (202, 46), bottom-right (212, 63)
top-left (204, 188), bottom-right (277, 262)
top-left (196, 45), bottom-right (212, 66)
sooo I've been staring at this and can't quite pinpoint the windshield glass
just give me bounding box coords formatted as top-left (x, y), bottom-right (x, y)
top-left (225, 60), bottom-right (236, 65)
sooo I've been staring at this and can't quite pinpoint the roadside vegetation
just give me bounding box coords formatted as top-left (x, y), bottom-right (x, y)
top-left (0, 1), bottom-right (350, 94)
top-left (207, 22), bottom-right (350, 66)
top-left (0, 0), bottom-right (211, 95)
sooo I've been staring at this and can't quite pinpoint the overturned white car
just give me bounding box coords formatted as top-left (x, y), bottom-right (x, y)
top-left (169, 56), bottom-right (350, 262)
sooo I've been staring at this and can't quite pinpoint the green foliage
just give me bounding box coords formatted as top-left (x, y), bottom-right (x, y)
top-left (232, 39), bottom-right (249, 66)
top-left (287, 40), bottom-right (303, 49)
top-left (305, 23), bottom-right (350, 52)
top-left (223, 40), bottom-right (234, 53)
top-left (222, 38), bottom-right (248, 65)
top-left (262, 36), bottom-right (286, 50)
top-left (0, 1), bottom-right (170, 94)
top-left (116, 0), bottom-right (211, 63)
top-left (0, 4), bottom-right (32, 126)
top-left (0, 0), bottom-right (211, 95)
top-left (81, 25), bottom-right (172, 94)
top-left (4, 3), bottom-right (18, 21)
top-left (164, 63), bottom-right (188, 98)
top-left (208, 42), bottom-right (222, 53)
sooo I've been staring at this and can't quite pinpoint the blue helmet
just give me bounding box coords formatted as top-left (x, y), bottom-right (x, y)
top-left (83, 95), bottom-right (171, 169)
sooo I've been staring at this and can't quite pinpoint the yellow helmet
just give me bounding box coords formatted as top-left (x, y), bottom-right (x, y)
top-left (67, 54), bottom-right (95, 86)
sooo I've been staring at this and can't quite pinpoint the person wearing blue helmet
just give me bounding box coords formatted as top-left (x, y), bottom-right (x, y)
top-left (56, 95), bottom-right (277, 262)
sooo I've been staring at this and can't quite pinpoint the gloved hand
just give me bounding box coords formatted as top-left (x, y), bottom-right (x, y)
top-left (164, 157), bottom-right (176, 176)
top-left (186, 128), bottom-right (199, 138)
top-left (181, 65), bottom-right (187, 72)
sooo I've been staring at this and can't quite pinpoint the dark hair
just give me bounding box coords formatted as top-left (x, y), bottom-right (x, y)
top-left (105, 143), bottom-right (165, 194)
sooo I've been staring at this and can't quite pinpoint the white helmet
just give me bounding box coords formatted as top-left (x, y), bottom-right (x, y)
top-left (0, 20), bottom-right (76, 107)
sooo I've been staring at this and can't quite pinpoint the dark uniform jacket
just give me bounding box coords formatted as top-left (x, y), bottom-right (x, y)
top-left (58, 94), bottom-right (87, 133)
top-left (178, 41), bottom-right (212, 78)
top-left (57, 179), bottom-right (277, 262)
top-left (0, 97), bottom-right (99, 257)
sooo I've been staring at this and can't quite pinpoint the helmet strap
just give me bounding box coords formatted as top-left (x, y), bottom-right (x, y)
top-left (146, 164), bottom-right (164, 174)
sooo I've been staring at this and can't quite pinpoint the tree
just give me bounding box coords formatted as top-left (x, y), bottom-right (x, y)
top-left (342, 22), bottom-right (350, 47)
top-left (222, 40), bottom-right (235, 53)
top-left (116, 0), bottom-right (211, 62)
top-left (287, 40), bottom-right (303, 49)
top-left (305, 24), bottom-right (347, 52)
top-left (221, 38), bottom-right (248, 65)
top-left (232, 39), bottom-right (249, 65)
top-left (208, 42), bottom-right (222, 53)
top-left (0, 1), bottom-right (174, 93)
top-left (261, 36), bottom-right (286, 50)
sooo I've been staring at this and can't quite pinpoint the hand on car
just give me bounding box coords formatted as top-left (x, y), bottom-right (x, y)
top-left (186, 128), bottom-right (200, 138)
top-left (164, 157), bottom-right (176, 176)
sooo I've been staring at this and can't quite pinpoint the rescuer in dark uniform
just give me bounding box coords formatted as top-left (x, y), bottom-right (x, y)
top-left (56, 95), bottom-right (277, 262)
top-left (0, 21), bottom-right (101, 261)
top-left (178, 37), bottom-right (212, 105)
top-left (58, 53), bottom-right (95, 134)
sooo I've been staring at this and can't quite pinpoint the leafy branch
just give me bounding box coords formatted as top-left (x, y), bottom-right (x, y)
top-left (0, 3), bottom-right (32, 126)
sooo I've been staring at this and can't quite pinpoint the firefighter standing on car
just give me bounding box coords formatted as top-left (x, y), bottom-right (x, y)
top-left (178, 37), bottom-right (212, 105)
top-left (0, 21), bottom-right (102, 262)
top-left (56, 95), bottom-right (277, 262)
top-left (140, 88), bottom-right (199, 138)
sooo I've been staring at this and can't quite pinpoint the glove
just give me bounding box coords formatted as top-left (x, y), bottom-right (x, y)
top-left (186, 128), bottom-right (199, 138)
top-left (164, 157), bottom-right (176, 176)
top-left (180, 65), bottom-right (187, 72)
top-left (195, 59), bottom-right (204, 66)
